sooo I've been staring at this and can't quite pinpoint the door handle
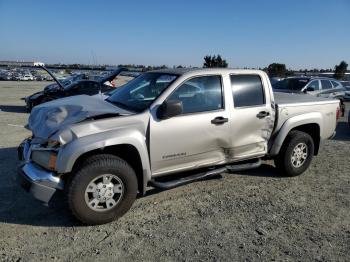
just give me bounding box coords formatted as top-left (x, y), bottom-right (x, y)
top-left (211, 116), bottom-right (229, 125)
top-left (256, 111), bottom-right (270, 119)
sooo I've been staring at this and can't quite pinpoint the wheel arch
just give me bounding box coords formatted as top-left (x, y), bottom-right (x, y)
top-left (269, 113), bottom-right (322, 156)
top-left (70, 144), bottom-right (146, 195)
top-left (56, 131), bottom-right (151, 195)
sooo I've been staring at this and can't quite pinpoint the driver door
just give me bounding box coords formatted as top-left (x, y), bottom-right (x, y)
top-left (150, 75), bottom-right (231, 176)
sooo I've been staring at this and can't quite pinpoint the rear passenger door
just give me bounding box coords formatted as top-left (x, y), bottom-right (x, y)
top-left (228, 74), bottom-right (274, 160)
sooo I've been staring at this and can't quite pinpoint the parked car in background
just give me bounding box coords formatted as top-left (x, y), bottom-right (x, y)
top-left (273, 77), bottom-right (345, 97)
top-left (34, 75), bottom-right (45, 81)
top-left (24, 67), bottom-right (127, 111)
top-left (0, 71), bottom-right (11, 80)
top-left (273, 77), bottom-right (346, 116)
top-left (341, 81), bottom-right (350, 101)
top-left (12, 74), bottom-right (21, 81)
top-left (270, 77), bottom-right (283, 85)
top-left (340, 81), bottom-right (350, 88)
top-left (20, 74), bottom-right (34, 81)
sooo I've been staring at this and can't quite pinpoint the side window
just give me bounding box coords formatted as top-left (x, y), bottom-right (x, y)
top-left (331, 81), bottom-right (339, 88)
top-left (321, 80), bottom-right (332, 90)
top-left (168, 75), bottom-right (223, 114)
top-left (307, 80), bottom-right (320, 90)
top-left (230, 75), bottom-right (265, 107)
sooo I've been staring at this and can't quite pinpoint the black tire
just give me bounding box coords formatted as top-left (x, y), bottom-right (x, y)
top-left (274, 131), bottom-right (314, 177)
top-left (68, 154), bottom-right (138, 225)
top-left (340, 100), bottom-right (345, 117)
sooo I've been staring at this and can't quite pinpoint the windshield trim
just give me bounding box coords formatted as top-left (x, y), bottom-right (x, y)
top-left (105, 99), bottom-right (139, 113)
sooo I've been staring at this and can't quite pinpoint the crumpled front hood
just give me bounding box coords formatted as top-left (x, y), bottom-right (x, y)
top-left (28, 95), bottom-right (132, 139)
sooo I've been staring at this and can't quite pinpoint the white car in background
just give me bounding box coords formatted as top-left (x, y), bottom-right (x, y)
top-left (20, 74), bottom-right (34, 81)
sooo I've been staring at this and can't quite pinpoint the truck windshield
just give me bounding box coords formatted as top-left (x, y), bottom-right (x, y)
top-left (273, 78), bottom-right (309, 91)
top-left (106, 72), bottom-right (178, 112)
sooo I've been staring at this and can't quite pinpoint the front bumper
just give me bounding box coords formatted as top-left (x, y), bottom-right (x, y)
top-left (17, 139), bottom-right (64, 204)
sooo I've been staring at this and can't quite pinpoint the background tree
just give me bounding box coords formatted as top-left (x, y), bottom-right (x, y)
top-left (267, 63), bottom-right (287, 77)
top-left (203, 55), bottom-right (228, 68)
top-left (333, 61), bottom-right (348, 80)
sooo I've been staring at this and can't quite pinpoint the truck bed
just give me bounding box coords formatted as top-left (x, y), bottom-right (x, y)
top-left (273, 92), bottom-right (339, 140)
top-left (274, 91), bottom-right (336, 105)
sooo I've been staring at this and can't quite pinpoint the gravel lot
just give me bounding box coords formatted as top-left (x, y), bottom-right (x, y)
top-left (0, 81), bottom-right (349, 262)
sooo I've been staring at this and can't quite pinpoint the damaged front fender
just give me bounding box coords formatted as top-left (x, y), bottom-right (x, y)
top-left (55, 128), bottom-right (152, 191)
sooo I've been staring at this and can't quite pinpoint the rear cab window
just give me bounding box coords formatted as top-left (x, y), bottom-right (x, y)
top-left (230, 74), bottom-right (265, 107)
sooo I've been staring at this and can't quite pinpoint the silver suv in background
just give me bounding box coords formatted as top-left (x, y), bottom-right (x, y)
top-left (273, 77), bottom-right (346, 115)
top-left (341, 81), bottom-right (350, 101)
top-left (273, 77), bottom-right (345, 97)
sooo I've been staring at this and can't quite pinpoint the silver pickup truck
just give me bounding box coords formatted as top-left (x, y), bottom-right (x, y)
top-left (17, 68), bottom-right (340, 225)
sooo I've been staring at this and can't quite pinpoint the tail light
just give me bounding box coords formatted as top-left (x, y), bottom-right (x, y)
top-left (336, 106), bottom-right (340, 121)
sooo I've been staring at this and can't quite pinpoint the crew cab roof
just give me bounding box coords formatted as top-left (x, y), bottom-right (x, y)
top-left (150, 68), bottom-right (265, 76)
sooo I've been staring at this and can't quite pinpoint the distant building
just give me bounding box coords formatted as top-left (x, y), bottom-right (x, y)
top-left (0, 61), bottom-right (46, 67)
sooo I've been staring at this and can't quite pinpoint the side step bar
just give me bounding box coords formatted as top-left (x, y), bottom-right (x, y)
top-left (226, 158), bottom-right (261, 172)
top-left (149, 159), bottom-right (261, 190)
top-left (149, 167), bottom-right (227, 190)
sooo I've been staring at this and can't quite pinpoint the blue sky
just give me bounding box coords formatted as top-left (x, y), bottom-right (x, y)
top-left (0, 0), bottom-right (349, 69)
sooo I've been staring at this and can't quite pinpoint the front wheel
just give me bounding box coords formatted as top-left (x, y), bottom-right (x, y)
top-left (274, 131), bottom-right (314, 177)
top-left (68, 154), bottom-right (138, 225)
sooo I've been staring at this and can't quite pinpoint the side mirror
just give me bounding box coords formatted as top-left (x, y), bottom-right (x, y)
top-left (157, 100), bottom-right (183, 119)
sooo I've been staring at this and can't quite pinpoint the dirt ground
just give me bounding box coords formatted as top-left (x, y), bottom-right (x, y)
top-left (0, 81), bottom-right (349, 262)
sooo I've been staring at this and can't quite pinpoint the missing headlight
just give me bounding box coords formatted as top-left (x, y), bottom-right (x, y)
top-left (32, 150), bottom-right (57, 170)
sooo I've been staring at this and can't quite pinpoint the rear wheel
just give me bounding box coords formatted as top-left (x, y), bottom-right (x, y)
top-left (68, 154), bottom-right (138, 225)
top-left (274, 131), bottom-right (314, 177)
top-left (340, 99), bottom-right (345, 117)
